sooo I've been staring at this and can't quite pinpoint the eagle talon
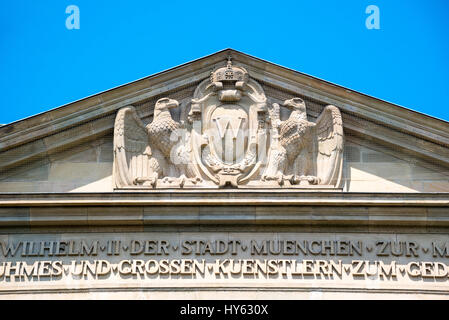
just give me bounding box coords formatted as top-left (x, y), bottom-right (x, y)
top-left (301, 175), bottom-right (320, 185)
top-left (308, 176), bottom-right (320, 185)
top-left (262, 173), bottom-right (285, 185)
top-left (133, 175), bottom-right (157, 188)
top-left (190, 177), bottom-right (203, 184)
top-left (162, 177), bottom-right (175, 184)
top-left (290, 175), bottom-right (320, 185)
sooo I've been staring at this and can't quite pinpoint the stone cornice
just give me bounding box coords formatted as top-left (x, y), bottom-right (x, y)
top-left (0, 192), bottom-right (447, 230)
top-left (0, 191), bottom-right (448, 206)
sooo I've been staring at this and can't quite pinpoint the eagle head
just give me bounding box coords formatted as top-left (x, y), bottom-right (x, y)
top-left (283, 98), bottom-right (308, 121)
top-left (283, 98), bottom-right (306, 112)
top-left (155, 98), bottom-right (179, 111)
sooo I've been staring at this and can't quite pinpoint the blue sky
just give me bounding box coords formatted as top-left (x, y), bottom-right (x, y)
top-left (1, 0), bottom-right (448, 124)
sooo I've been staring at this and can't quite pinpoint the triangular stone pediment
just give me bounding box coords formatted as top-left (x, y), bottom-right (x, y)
top-left (0, 49), bottom-right (448, 193)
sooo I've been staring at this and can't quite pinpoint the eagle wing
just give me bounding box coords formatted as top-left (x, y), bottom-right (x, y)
top-left (113, 106), bottom-right (152, 188)
top-left (315, 105), bottom-right (344, 186)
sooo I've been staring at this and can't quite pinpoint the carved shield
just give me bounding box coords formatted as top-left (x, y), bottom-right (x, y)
top-left (209, 104), bottom-right (249, 165)
top-left (189, 73), bottom-right (268, 187)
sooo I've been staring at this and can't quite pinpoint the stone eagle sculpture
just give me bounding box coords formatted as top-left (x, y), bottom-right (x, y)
top-left (262, 97), bottom-right (343, 186)
top-left (113, 97), bottom-right (198, 189)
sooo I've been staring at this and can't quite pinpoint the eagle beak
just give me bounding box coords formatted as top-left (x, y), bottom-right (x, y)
top-left (168, 100), bottom-right (179, 109)
top-left (283, 100), bottom-right (293, 110)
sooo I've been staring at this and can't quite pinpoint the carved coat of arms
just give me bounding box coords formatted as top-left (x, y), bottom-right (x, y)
top-left (113, 58), bottom-right (343, 189)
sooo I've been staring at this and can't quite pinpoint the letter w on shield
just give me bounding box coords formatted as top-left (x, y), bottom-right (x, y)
top-left (213, 116), bottom-right (246, 163)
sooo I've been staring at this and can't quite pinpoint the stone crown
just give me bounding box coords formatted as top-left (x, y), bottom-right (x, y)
top-left (210, 57), bottom-right (249, 83)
